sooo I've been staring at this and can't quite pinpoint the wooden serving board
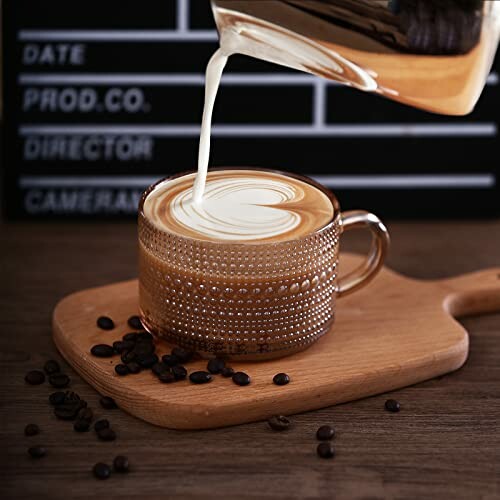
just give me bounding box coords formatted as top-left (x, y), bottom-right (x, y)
top-left (53, 254), bottom-right (500, 429)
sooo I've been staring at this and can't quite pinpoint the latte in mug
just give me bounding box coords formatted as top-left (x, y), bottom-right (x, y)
top-left (143, 169), bottom-right (333, 243)
top-left (139, 168), bottom-right (389, 360)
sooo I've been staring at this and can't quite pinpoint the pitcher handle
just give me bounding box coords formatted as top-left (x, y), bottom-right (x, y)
top-left (337, 210), bottom-right (390, 297)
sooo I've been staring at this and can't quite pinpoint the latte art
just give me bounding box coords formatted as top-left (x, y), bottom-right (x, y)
top-left (143, 170), bottom-right (334, 243)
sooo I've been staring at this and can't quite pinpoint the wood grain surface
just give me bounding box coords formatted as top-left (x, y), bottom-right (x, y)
top-left (52, 255), bottom-right (500, 430)
top-left (1, 220), bottom-right (499, 499)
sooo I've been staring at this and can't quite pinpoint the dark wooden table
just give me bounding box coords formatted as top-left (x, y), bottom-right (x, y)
top-left (1, 220), bottom-right (499, 499)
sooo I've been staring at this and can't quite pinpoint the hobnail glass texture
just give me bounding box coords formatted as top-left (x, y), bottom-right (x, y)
top-left (138, 174), bottom-right (341, 360)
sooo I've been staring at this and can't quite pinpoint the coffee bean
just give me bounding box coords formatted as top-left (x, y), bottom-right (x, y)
top-left (63, 391), bottom-right (82, 402)
top-left (133, 342), bottom-right (155, 357)
top-left (316, 425), bottom-right (335, 441)
top-left (221, 366), bottom-right (235, 378)
top-left (25, 370), bottom-right (45, 385)
top-left (97, 316), bottom-right (114, 330)
top-left (171, 347), bottom-right (194, 363)
top-left (74, 419), bottom-right (90, 432)
top-left (172, 365), bottom-right (187, 380)
top-left (207, 358), bottom-right (225, 374)
top-left (268, 415), bottom-right (291, 431)
top-left (136, 332), bottom-right (153, 342)
top-left (54, 402), bottom-right (84, 420)
top-left (232, 372), bottom-right (251, 386)
top-left (127, 315), bottom-right (143, 330)
top-left (94, 419), bottom-right (110, 432)
top-left (97, 427), bottom-right (116, 441)
top-left (91, 344), bottom-right (114, 358)
top-left (152, 362), bottom-right (169, 376)
top-left (43, 360), bottom-right (60, 375)
top-left (137, 353), bottom-right (158, 368)
top-left (24, 424), bottom-right (40, 436)
top-left (93, 462), bottom-right (111, 480)
top-left (99, 396), bottom-right (117, 410)
top-left (385, 399), bottom-right (401, 412)
top-left (189, 371), bottom-right (212, 384)
top-left (28, 446), bottom-right (47, 459)
top-left (113, 455), bottom-right (130, 473)
top-left (126, 361), bottom-right (141, 374)
top-left (115, 364), bottom-right (129, 376)
top-left (273, 373), bottom-right (290, 386)
top-left (317, 442), bottom-right (335, 459)
top-left (158, 372), bottom-right (175, 384)
top-left (113, 340), bottom-right (135, 354)
top-left (49, 373), bottom-right (70, 388)
top-left (161, 354), bottom-right (179, 367)
top-left (49, 391), bottom-right (66, 406)
top-left (123, 332), bottom-right (139, 342)
top-left (77, 407), bottom-right (93, 422)
top-left (121, 350), bottom-right (136, 364)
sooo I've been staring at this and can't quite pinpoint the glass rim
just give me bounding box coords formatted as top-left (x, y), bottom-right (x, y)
top-left (138, 167), bottom-right (341, 246)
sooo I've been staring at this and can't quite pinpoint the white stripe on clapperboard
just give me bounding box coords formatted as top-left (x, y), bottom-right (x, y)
top-left (19, 174), bottom-right (496, 190)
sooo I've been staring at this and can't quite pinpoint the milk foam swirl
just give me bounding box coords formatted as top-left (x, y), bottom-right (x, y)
top-left (143, 170), bottom-right (334, 243)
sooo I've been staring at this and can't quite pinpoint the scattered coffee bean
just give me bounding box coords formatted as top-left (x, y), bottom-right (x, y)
top-left (115, 364), bottom-right (129, 376)
top-left (63, 391), bottom-right (81, 402)
top-left (158, 372), bottom-right (175, 384)
top-left (126, 361), bottom-right (141, 374)
top-left (113, 455), bottom-right (130, 473)
top-left (221, 366), bottom-right (235, 378)
top-left (137, 353), bottom-right (158, 368)
top-left (133, 342), bottom-right (155, 357)
top-left (74, 419), bottom-right (90, 432)
top-left (99, 396), bottom-right (117, 410)
top-left (93, 462), bottom-right (111, 480)
top-left (232, 372), bottom-right (251, 386)
top-left (161, 354), bottom-right (179, 367)
top-left (54, 402), bottom-right (84, 420)
top-left (171, 347), bottom-right (193, 363)
top-left (94, 419), bottom-right (110, 432)
top-left (113, 340), bottom-right (135, 354)
top-left (268, 415), bottom-right (291, 431)
top-left (91, 344), bottom-right (114, 358)
top-left (97, 316), bottom-right (114, 330)
top-left (273, 373), bottom-right (290, 386)
top-left (316, 425), bottom-right (335, 441)
top-left (49, 373), bottom-right (70, 388)
top-left (207, 358), bottom-right (225, 374)
top-left (25, 370), bottom-right (45, 385)
top-left (49, 391), bottom-right (66, 406)
top-left (189, 371), bottom-right (212, 384)
top-left (28, 446), bottom-right (47, 459)
top-left (43, 360), bottom-right (60, 375)
top-left (123, 332), bottom-right (139, 342)
top-left (121, 350), bottom-right (136, 364)
top-left (172, 365), bottom-right (187, 380)
top-left (317, 442), bottom-right (335, 459)
top-left (97, 427), bottom-right (116, 441)
top-left (136, 332), bottom-right (153, 342)
top-left (385, 399), bottom-right (401, 412)
top-left (152, 362), bottom-right (169, 376)
top-left (24, 424), bottom-right (40, 436)
top-left (77, 407), bottom-right (93, 422)
top-left (127, 315), bottom-right (143, 330)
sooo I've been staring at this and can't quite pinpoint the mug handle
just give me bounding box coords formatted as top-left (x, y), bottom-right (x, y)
top-left (337, 210), bottom-right (390, 297)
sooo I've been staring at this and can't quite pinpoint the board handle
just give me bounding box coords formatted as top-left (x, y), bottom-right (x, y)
top-left (337, 210), bottom-right (390, 297)
top-left (441, 268), bottom-right (500, 317)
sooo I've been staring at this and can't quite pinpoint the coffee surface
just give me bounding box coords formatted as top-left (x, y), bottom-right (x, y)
top-left (143, 169), bottom-right (334, 243)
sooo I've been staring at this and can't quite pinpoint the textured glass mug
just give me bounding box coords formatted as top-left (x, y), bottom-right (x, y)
top-left (138, 168), bottom-right (389, 360)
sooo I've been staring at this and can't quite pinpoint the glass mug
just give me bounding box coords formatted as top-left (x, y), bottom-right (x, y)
top-left (138, 168), bottom-right (389, 360)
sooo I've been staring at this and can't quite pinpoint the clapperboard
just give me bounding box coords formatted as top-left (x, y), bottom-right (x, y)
top-left (3, 0), bottom-right (499, 218)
